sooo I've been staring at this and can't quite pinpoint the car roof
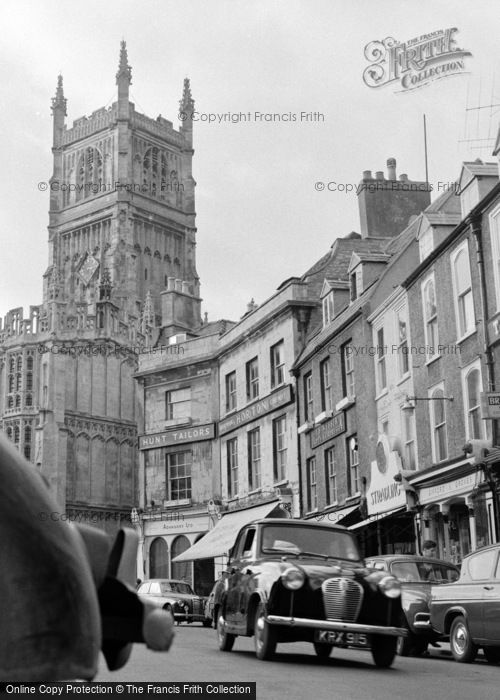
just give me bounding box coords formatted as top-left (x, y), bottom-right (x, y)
top-left (461, 542), bottom-right (500, 560)
top-left (144, 579), bottom-right (191, 584)
top-left (250, 517), bottom-right (349, 531)
top-left (366, 554), bottom-right (457, 567)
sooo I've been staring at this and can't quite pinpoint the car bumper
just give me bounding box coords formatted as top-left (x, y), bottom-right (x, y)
top-left (413, 613), bottom-right (431, 630)
top-left (173, 613), bottom-right (207, 622)
top-left (266, 615), bottom-right (407, 637)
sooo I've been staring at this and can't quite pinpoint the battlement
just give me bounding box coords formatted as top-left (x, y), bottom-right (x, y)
top-left (132, 109), bottom-right (185, 148)
top-left (62, 105), bottom-right (117, 145)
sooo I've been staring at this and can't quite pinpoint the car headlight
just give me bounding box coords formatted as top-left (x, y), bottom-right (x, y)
top-left (281, 567), bottom-right (306, 591)
top-left (378, 575), bottom-right (401, 599)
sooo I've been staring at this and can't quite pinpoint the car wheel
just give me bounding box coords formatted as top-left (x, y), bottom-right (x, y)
top-left (483, 646), bottom-right (500, 664)
top-left (313, 642), bottom-right (333, 658)
top-left (163, 604), bottom-right (173, 618)
top-left (370, 635), bottom-right (397, 668)
top-left (213, 605), bottom-right (220, 630)
top-left (216, 613), bottom-right (235, 652)
top-left (254, 602), bottom-right (277, 661)
top-left (396, 624), bottom-right (428, 657)
top-left (449, 616), bottom-right (477, 663)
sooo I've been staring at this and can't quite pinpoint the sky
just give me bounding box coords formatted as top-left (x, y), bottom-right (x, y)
top-left (1, 0), bottom-right (499, 324)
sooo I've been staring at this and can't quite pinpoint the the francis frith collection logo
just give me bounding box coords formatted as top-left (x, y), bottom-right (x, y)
top-left (363, 28), bottom-right (472, 92)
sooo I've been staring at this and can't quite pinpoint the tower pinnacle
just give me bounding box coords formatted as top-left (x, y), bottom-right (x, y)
top-left (179, 78), bottom-right (194, 114)
top-left (51, 75), bottom-right (67, 115)
top-left (116, 40), bottom-right (132, 85)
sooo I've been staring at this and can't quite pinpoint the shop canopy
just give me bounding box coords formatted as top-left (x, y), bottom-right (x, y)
top-left (348, 506), bottom-right (407, 531)
top-left (172, 500), bottom-right (288, 562)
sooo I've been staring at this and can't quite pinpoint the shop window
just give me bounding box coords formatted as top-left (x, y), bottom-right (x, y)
top-left (320, 358), bottom-right (333, 412)
top-left (247, 428), bottom-right (261, 491)
top-left (272, 415), bottom-right (287, 482)
top-left (149, 537), bottom-right (169, 578)
top-left (348, 435), bottom-right (359, 495)
top-left (225, 371), bottom-right (237, 412)
top-left (227, 438), bottom-right (238, 497)
top-left (306, 456), bottom-right (317, 511)
top-left (325, 447), bottom-right (337, 504)
top-left (166, 451), bottom-right (192, 501)
top-left (171, 535), bottom-right (191, 584)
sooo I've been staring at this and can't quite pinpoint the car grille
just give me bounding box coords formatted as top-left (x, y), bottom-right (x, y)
top-left (321, 578), bottom-right (363, 622)
top-left (192, 598), bottom-right (202, 615)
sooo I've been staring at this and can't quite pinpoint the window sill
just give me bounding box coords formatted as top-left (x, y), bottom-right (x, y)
top-left (345, 493), bottom-right (360, 501)
top-left (165, 418), bottom-right (192, 428)
top-left (224, 407), bottom-right (238, 416)
top-left (305, 508), bottom-right (319, 517)
top-left (335, 395), bottom-right (355, 412)
top-left (248, 488), bottom-right (262, 496)
top-left (274, 479), bottom-right (289, 488)
top-left (425, 354), bottom-right (441, 367)
top-left (455, 329), bottom-right (476, 345)
top-left (314, 410), bottom-right (333, 425)
top-left (375, 389), bottom-right (388, 401)
top-left (298, 421), bottom-right (313, 434)
top-left (396, 373), bottom-right (411, 387)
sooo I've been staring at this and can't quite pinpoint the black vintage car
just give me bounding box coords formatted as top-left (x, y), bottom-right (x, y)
top-left (216, 518), bottom-right (406, 667)
top-left (430, 543), bottom-right (500, 663)
top-left (365, 554), bottom-right (459, 656)
top-left (138, 579), bottom-right (211, 626)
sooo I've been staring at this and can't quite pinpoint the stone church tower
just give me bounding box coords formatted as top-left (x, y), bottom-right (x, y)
top-left (0, 43), bottom-right (202, 529)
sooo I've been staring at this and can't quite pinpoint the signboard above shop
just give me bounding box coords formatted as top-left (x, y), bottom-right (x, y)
top-left (310, 413), bottom-right (346, 448)
top-left (481, 392), bottom-right (500, 420)
top-left (218, 384), bottom-right (293, 436)
top-left (366, 434), bottom-right (407, 516)
top-left (139, 423), bottom-right (215, 450)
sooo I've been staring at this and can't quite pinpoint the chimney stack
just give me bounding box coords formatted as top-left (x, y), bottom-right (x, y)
top-left (387, 157), bottom-right (397, 181)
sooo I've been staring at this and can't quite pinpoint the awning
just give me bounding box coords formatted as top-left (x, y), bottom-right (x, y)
top-left (172, 500), bottom-right (288, 562)
top-left (348, 506), bottom-right (407, 531)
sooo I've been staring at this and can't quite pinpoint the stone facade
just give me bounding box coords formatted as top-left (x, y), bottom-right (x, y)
top-left (0, 43), bottom-right (201, 532)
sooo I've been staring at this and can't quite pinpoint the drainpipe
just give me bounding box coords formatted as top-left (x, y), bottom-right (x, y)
top-left (470, 214), bottom-right (500, 541)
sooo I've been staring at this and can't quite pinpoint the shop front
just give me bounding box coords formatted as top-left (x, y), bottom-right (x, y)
top-left (413, 461), bottom-right (494, 565)
top-left (349, 435), bottom-right (415, 556)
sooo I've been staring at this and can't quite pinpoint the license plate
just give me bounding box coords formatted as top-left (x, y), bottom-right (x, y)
top-left (314, 630), bottom-right (369, 646)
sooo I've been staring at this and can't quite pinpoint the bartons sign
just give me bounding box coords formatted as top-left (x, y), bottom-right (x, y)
top-left (139, 423), bottom-right (215, 450)
top-left (218, 385), bottom-right (293, 436)
top-left (363, 28), bottom-right (471, 92)
top-left (310, 413), bottom-right (346, 449)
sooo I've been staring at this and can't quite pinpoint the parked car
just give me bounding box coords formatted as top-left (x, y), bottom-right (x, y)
top-left (365, 554), bottom-right (459, 656)
top-left (138, 579), bottom-right (211, 627)
top-left (205, 574), bottom-right (227, 628)
top-left (216, 518), bottom-right (407, 667)
top-left (430, 543), bottom-right (500, 663)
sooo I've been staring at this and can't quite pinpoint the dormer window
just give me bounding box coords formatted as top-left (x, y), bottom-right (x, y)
top-left (419, 226), bottom-right (434, 262)
top-left (322, 291), bottom-right (334, 327)
top-left (350, 271), bottom-right (361, 301)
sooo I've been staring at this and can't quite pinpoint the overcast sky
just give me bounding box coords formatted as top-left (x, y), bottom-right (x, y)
top-left (1, 0), bottom-right (499, 324)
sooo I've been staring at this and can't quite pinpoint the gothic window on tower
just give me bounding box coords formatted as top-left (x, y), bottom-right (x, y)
top-left (75, 147), bottom-right (103, 202)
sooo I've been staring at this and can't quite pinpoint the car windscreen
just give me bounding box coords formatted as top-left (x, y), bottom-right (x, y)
top-left (261, 525), bottom-right (361, 561)
top-left (391, 561), bottom-right (459, 583)
top-left (168, 582), bottom-right (194, 595)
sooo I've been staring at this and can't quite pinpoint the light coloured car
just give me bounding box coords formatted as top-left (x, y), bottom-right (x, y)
top-left (138, 579), bottom-right (211, 627)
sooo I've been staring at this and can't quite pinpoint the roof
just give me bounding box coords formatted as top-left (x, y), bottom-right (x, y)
top-left (365, 554), bottom-right (458, 566)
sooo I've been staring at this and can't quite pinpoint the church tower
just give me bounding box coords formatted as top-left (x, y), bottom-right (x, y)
top-left (0, 44), bottom-right (201, 529)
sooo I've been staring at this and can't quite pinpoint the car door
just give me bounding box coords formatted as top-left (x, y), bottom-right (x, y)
top-left (148, 580), bottom-right (163, 607)
top-left (236, 528), bottom-right (257, 622)
top-left (463, 550), bottom-right (495, 640)
top-left (481, 550), bottom-right (500, 643)
top-left (225, 529), bottom-right (248, 626)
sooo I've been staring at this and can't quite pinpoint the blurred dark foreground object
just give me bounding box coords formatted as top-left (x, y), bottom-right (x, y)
top-left (0, 434), bottom-right (174, 681)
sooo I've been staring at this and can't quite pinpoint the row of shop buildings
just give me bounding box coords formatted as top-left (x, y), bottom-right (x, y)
top-left (134, 154), bottom-right (500, 594)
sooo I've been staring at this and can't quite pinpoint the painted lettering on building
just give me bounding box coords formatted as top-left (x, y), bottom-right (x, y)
top-left (139, 423), bottom-right (215, 449)
top-left (310, 413), bottom-right (346, 448)
top-left (370, 482), bottom-right (401, 506)
top-left (218, 385), bottom-right (293, 436)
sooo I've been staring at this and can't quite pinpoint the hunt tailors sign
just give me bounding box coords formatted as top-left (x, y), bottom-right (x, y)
top-left (363, 28), bottom-right (471, 92)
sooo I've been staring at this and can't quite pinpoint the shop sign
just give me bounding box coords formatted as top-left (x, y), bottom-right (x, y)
top-left (481, 392), bottom-right (500, 419)
top-left (139, 423), bottom-right (215, 450)
top-left (218, 384), bottom-right (293, 436)
top-left (366, 434), bottom-right (407, 516)
top-left (419, 473), bottom-right (477, 505)
top-left (310, 413), bottom-right (346, 448)
top-left (145, 516), bottom-right (208, 536)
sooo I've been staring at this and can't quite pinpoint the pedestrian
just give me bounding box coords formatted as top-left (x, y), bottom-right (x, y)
top-left (422, 540), bottom-right (437, 558)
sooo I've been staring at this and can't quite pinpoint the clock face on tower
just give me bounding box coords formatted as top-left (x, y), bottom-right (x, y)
top-left (78, 253), bottom-right (99, 285)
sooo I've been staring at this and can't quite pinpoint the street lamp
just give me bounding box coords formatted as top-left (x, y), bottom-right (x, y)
top-left (401, 395), bottom-right (454, 411)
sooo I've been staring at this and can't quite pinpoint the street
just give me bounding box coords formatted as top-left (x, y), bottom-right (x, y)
top-left (96, 624), bottom-right (499, 700)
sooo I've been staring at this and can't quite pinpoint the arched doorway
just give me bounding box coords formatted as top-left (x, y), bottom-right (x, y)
top-left (193, 532), bottom-right (215, 596)
top-left (171, 535), bottom-right (192, 586)
top-left (149, 537), bottom-right (169, 578)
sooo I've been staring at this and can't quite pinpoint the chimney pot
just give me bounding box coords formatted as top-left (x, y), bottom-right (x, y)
top-left (375, 171), bottom-right (384, 181)
top-left (363, 170), bottom-right (373, 180)
top-left (399, 173), bottom-right (408, 182)
top-left (387, 157), bottom-right (397, 180)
